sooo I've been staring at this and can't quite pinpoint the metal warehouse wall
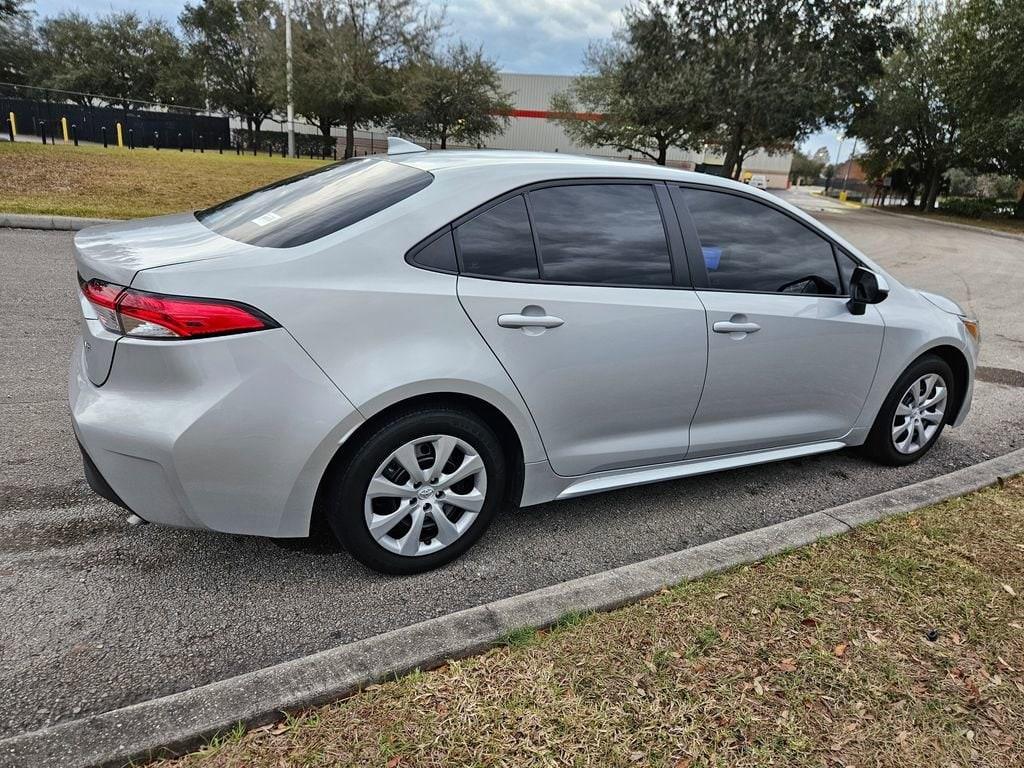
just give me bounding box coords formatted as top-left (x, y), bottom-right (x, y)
top-left (464, 73), bottom-right (793, 188)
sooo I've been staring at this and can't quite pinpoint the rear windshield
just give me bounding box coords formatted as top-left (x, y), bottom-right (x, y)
top-left (196, 158), bottom-right (433, 248)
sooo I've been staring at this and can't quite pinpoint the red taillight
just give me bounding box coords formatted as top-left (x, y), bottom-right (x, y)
top-left (78, 275), bottom-right (277, 340)
top-left (79, 277), bottom-right (124, 333)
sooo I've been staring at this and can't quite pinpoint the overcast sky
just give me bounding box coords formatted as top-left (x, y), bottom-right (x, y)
top-left (28, 0), bottom-right (847, 161)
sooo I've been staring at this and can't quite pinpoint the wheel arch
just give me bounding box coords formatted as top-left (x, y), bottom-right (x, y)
top-left (921, 343), bottom-right (971, 424)
top-left (310, 391), bottom-right (528, 538)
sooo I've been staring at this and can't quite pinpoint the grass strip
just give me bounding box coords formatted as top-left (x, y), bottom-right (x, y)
top-left (0, 141), bottom-right (329, 220)
top-left (875, 205), bottom-right (1024, 236)
top-left (159, 476), bottom-right (1024, 767)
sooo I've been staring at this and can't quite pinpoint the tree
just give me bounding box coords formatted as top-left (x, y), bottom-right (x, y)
top-left (789, 149), bottom-right (825, 184)
top-left (850, 10), bottom-right (960, 211)
top-left (281, 0), bottom-right (438, 159)
top-left (944, 0), bottom-right (1024, 217)
top-left (550, 3), bottom-right (713, 165)
top-left (390, 42), bottom-right (512, 149)
top-left (681, 0), bottom-right (901, 179)
top-left (181, 0), bottom-right (280, 144)
top-left (34, 14), bottom-right (103, 104)
top-left (35, 12), bottom-right (191, 110)
top-left (554, 0), bottom-right (899, 173)
top-left (0, 0), bottom-right (35, 85)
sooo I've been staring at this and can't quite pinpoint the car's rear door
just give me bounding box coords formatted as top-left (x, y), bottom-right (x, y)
top-left (671, 184), bottom-right (885, 458)
top-left (456, 181), bottom-right (709, 477)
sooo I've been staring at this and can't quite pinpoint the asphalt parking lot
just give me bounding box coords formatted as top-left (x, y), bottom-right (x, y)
top-left (2, 196), bottom-right (1023, 738)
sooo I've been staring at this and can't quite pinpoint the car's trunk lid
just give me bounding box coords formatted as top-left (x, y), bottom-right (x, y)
top-left (73, 212), bottom-right (234, 286)
top-left (73, 213), bottom-right (238, 386)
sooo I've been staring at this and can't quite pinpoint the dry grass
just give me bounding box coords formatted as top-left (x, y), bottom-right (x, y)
top-left (877, 205), bottom-right (1024, 236)
top-left (0, 141), bottom-right (330, 219)
top-left (159, 477), bottom-right (1024, 768)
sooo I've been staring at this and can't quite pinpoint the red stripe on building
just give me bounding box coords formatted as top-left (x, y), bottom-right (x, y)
top-left (498, 109), bottom-right (603, 121)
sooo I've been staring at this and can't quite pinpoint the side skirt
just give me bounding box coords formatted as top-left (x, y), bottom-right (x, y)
top-left (519, 440), bottom-right (848, 506)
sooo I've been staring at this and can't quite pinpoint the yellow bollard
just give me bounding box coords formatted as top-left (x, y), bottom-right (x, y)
top-left (8, 112), bottom-right (15, 138)
top-left (61, 116), bottom-right (69, 144)
top-left (839, 191), bottom-right (848, 202)
top-left (116, 122), bottom-right (124, 148)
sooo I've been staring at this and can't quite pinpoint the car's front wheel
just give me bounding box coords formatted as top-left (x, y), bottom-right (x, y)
top-left (862, 354), bottom-right (954, 465)
top-left (324, 407), bottom-right (506, 574)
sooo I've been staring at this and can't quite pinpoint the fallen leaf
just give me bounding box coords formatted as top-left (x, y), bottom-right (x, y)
top-left (674, 759), bottom-right (692, 768)
top-left (715, 592), bottom-right (729, 600)
top-left (629, 751), bottom-right (645, 762)
top-left (778, 658), bottom-right (798, 672)
top-left (834, 643), bottom-right (848, 658)
top-left (801, 617), bottom-right (819, 628)
top-left (386, 757), bottom-right (401, 768)
top-left (1003, 584), bottom-right (1017, 597)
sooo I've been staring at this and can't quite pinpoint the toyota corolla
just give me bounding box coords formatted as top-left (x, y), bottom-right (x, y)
top-left (69, 140), bottom-right (980, 574)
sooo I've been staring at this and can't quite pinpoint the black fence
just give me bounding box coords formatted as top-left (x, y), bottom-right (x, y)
top-left (2, 94), bottom-right (229, 150)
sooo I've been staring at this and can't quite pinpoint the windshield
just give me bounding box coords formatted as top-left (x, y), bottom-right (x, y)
top-left (196, 158), bottom-right (433, 248)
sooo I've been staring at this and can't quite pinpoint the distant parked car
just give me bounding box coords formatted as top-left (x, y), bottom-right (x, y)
top-left (71, 141), bottom-right (980, 574)
top-left (747, 174), bottom-right (769, 189)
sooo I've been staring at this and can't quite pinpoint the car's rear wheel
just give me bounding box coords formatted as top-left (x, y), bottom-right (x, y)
top-left (861, 354), bottom-right (954, 466)
top-left (324, 407), bottom-right (506, 574)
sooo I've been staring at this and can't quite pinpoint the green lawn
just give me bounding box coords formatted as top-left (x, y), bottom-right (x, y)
top-left (160, 476), bottom-right (1024, 768)
top-left (0, 141), bottom-right (330, 219)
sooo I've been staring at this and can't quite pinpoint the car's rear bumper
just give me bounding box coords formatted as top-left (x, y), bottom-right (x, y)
top-left (69, 329), bottom-right (364, 537)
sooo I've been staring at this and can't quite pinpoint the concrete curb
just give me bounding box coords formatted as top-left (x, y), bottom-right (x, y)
top-left (0, 213), bottom-right (119, 231)
top-left (859, 205), bottom-right (1024, 243)
top-left (4, 448), bottom-right (1024, 768)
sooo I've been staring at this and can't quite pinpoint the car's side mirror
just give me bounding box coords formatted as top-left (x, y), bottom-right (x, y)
top-left (848, 266), bottom-right (889, 315)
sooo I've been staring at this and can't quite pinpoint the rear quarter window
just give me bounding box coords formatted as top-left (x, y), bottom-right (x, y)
top-left (196, 158), bottom-right (433, 248)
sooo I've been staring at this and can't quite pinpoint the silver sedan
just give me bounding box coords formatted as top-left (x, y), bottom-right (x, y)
top-left (69, 141), bottom-right (980, 573)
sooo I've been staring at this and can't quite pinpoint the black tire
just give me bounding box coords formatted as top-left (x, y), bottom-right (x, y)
top-left (861, 354), bottom-right (955, 466)
top-left (324, 406), bottom-right (506, 575)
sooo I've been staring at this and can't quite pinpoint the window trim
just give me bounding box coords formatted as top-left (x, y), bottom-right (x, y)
top-left (406, 177), bottom-right (694, 290)
top-left (670, 182), bottom-right (865, 299)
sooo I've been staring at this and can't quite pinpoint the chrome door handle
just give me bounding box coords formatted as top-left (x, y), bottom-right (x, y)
top-left (713, 321), bottom-right (761, 334)
top-left (498, 313), bottom-right (564, 329)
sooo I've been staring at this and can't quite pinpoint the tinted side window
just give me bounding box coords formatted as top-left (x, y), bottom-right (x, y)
top-left (410, 230), bottom-right (457, 272)
top-left (456, 195), bottom-right (539, 279)
top-left (197, 158), bottom-right (433, 248)
top-left (679, 188), bottom-right (840, 295)
top-left (529, 184), bottom-right (673, 286)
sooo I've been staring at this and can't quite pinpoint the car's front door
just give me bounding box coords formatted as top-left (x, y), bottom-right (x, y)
top-left (672, 185), bottom-right (885, 458)
top-left (456, 182), bottom-right (708, 477)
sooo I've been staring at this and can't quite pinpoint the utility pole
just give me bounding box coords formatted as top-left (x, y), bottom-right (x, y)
top-left (284, 0), bottom-right (296, 158)
top-left (841, 139), bottom-right (859, 192)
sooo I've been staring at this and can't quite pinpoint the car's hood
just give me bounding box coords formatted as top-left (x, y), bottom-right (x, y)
top-left (915, 289), bottom-right (968, 317)
top-left (73, 212), bottom-right (241, 286)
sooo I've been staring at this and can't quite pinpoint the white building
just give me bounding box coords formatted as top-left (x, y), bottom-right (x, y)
top-left (476, 73), bottom-right (793, 188)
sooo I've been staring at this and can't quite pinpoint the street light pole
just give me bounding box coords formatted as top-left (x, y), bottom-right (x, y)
top-left (284, 0), bottom-right (296, 158)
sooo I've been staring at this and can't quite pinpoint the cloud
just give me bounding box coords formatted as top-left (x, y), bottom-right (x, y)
top-left (30, 0), bottom-right (623, 74)
top-left (439, 0), bottom-right (624, 73)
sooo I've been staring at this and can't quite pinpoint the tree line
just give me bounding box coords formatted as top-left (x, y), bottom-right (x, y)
top-left (552, 0), bottom-right (1022, 218)
top-left (551, 0), bottom-right (902, 177)
top-left (0, 0), bottom-right (513, 157)
top-left (850, 0), bottom-right (1024, 216)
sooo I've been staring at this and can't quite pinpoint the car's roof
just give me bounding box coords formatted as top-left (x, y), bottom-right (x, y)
top-left (393, 149), bottom-right (729, 186)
